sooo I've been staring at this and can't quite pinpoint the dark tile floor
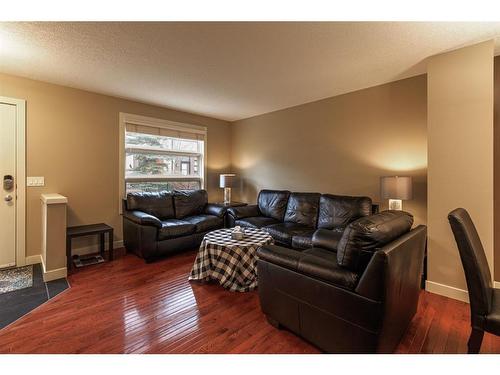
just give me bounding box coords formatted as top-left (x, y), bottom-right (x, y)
top-left (0, 264), bottom-right (69, 329)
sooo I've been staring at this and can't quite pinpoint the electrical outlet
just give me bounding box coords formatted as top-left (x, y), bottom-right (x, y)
top-left (27, 176), bottom-right (45, 187)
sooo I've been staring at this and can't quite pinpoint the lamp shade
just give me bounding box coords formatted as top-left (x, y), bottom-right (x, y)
top-left (380, 176), bottom-right (413, 200)
top-left (219, 174), bottom-right (236, 188)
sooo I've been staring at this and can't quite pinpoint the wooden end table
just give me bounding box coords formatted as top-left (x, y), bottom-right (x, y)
top-left (66, 223), bottom-right (114, 270)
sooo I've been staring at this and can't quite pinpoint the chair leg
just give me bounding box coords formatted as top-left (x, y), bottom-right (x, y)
top-left (467, 328), bottom-right (484, 354)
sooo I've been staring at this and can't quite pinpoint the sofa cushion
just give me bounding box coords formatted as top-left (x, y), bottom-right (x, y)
top-left (284, 192), bottom-right (321, 227)
top-left (299, 254), bottom-right (358, 290)
top-left (300, 248), bottom-right (359, 290)
top-left (311, 227), bottom-right (345, 251)
top-left (291, 230), bottom-right (316, 250)
top-left (337, 210), bottom-right (414, 271)
top-left (158, 219), bottom-right (196, 240)
top-left (264, 222), bottom-right (313, 246)
top-left (258, 190), bottom-right (291, 221)
top-left (303, 247), bottom-right (337, 262)
top-left (318, 194), bottom-right (372, 230)
top-left (126, 191), bottom-right (175, 220)
top-left (184, 215), bottom-right (223, 233)
top-left (235, 216), bottom-right (280, 229)
top-left (257, 245), bottom-right (358, 290)
top-left (173, 190), bottom-right (208, 219)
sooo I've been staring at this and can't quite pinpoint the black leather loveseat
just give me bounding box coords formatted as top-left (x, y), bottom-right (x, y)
top-left (122, 190), bottom-right (225, 262)
top-left (257, 210), bottom-right (427, 353)
top-left (227, 189), bottom-right (373, 250)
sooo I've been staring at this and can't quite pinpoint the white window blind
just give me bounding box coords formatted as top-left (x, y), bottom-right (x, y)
top-left (125, 123), bottom-right (206, 141)
top-left (122, 117), bottom-right (206, 196)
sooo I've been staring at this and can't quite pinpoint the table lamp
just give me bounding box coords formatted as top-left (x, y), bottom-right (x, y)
top-left (380, 176), bottom-right (413, 211)
top-left (220, 174), bottom-right (236, 204)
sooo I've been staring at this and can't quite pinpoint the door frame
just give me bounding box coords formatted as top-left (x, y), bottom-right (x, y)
top-left (0, 96), bottom-right (26, 267)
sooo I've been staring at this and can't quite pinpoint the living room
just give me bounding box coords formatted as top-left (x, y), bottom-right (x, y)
top-left (1, 0), bottom-right (500, 372)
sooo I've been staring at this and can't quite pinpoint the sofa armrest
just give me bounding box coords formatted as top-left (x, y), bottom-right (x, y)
top-left (123, 210), bottom-right (162, 228)
top-left (312, 228), bottom-right (344, 251)
top-left (355, 225), bottom-right (427, 353)
top-left (355, 225), bottom-right (426, 301)
top-left (227, 204), bottom-right (260, 219)
top-left (205, 204), bottom-right (226, 218)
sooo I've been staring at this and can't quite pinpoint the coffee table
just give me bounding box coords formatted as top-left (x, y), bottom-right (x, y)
top-left (189, 228), bottom-right (274, 292)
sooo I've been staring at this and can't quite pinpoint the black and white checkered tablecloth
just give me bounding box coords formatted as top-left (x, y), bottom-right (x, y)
top-left (188, 228), bottom-right (274, 292)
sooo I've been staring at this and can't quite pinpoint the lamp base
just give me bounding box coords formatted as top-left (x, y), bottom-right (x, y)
top-left (223, 187), bottom-right (232, 205)
top-left (388, 199), bottom-right (403, 211)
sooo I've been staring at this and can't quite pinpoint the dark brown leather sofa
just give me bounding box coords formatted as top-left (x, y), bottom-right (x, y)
top-left (122, 190), bottom-right (225, 262)
top-left (257, 210), bottom-right (427, 353)
top-left (227, 190), bottom-right (373, 250)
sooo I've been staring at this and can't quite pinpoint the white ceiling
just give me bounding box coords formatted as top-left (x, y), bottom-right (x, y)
top-left (1, 22), bottom-right (500, 121)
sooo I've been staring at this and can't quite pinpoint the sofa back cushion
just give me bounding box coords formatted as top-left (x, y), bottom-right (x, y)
top-left (126, 191), bottom-right (175, 220)
top-left (173, 190), bottom-right (208, 219)
top-left (284, 192), bottom-right (321, 227)
top-left (318, 194), bottom-right (372, 230)
top-left (337, 210), bottom-right (414, 272)
top-left (258, 190), bottom-right (291, 221)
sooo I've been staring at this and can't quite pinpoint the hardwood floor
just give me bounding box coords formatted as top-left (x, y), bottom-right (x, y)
top-left (0, 249), bottom-right (499, 354)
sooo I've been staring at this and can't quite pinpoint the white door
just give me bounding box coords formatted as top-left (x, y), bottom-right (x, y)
top-left (0, 102), bottom-right (17, 268)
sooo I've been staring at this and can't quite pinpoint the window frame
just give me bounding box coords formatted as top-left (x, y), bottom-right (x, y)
top-left (119, 112), bottom-right (207, 214)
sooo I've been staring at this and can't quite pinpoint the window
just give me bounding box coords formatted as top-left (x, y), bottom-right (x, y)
top-left (119, 113), bottom-right (206, 202)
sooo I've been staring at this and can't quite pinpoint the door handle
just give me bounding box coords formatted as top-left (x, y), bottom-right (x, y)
top-left (3, 175), bottom-right (14, 191)
top-left (4, 195), bottom-right (13, 202)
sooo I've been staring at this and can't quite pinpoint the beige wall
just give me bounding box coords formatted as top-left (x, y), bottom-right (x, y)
top-left (0, 73), bottom-right (232, 257)
top-left (495, 56), bottom-right (500, 281)
top-left (231, 75), bottom-right (428, 226)
top-left (427, 41), bottom-right (494, 297)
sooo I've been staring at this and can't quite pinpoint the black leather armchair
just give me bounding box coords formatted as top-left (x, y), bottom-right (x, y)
top-left (257, 210), bottom-right (427, 353)
top-left (123, 190), bottom-right (225, 262)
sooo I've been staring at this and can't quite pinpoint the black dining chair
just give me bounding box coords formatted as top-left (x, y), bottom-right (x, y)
top-left (448, 208), bottom-right (500, 353)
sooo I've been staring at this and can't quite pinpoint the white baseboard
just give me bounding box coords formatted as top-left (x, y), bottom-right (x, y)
top-left (71, 240), bottom-right (124, 257)
top-left (40, 256), bottom-right (67, 282)
top-left (42, 266), bottom-right (67, 282)
top-left (495, 281), bottom-right (500, 289)
top-left (27, 240), bottom-right (123, 263)
top-left (25, 240), bottom-right (122, 281)
top-left (425, 280), bottom-right (469, 303)
top-left (0, 262), bottom-right (16, 269)
top-left (25, 254), bottom-right (42, 265)
top-left (27, 253), bottom-right (67, 282)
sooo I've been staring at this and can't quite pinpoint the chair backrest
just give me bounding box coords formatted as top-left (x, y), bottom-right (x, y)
top-left (448, 208), bottom-right (492, 316)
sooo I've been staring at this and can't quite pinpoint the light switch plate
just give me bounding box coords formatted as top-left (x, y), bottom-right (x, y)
top-left (27, 176), bottom-right (45, 187)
